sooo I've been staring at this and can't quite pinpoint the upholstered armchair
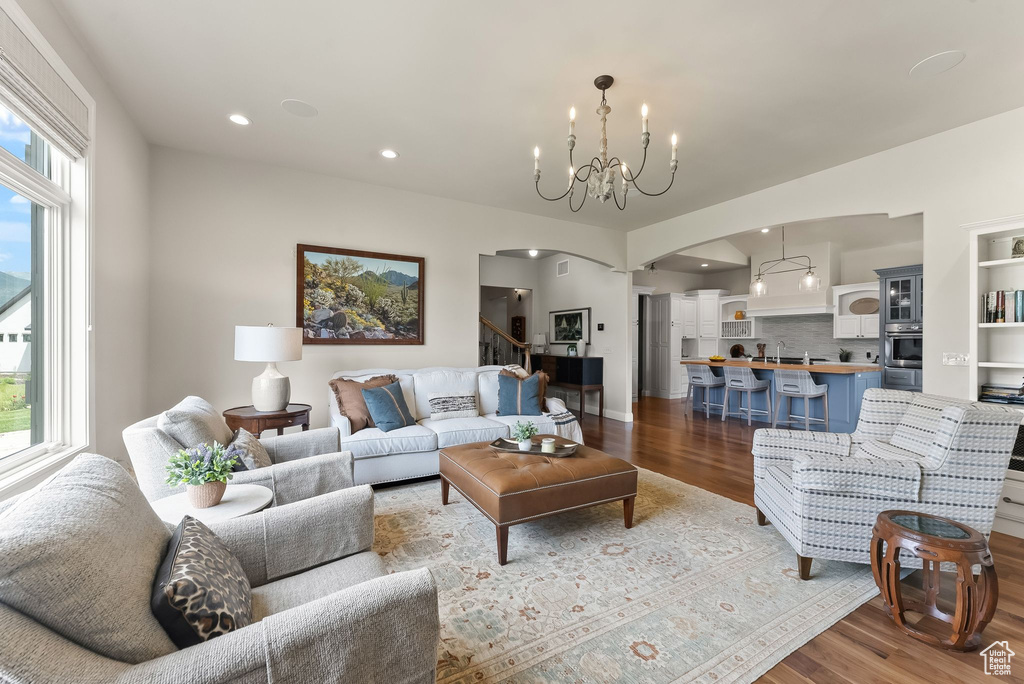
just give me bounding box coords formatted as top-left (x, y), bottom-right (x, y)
top-left (0, 454), bottom-right (440, 684)
top-left (752, 388), bottom-right (1021, 579)
top-left (123, 396), bottom-right (355, 506)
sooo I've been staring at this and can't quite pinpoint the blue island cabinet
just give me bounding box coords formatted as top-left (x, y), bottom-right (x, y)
top-left (686, 364), bottom-right (882, 433)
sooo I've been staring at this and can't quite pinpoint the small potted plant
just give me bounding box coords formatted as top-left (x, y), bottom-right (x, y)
top-left (839, 348), bottom-right (852, 362)
top-left (511, 421), bottom-right (539, 451)
top-left (165, 442), bottom-right (240, 508)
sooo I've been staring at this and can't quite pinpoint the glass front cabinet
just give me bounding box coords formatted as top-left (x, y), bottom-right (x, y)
top-left (877, 266), bottom-right (923, 324)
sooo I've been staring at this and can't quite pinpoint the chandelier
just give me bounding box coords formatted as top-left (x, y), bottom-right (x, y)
top-left (533, 75), bottom-right (678, 212)
top-left (750, 226), bottom-right (821, 297)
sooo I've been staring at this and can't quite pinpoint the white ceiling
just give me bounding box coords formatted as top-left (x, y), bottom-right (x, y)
top-left (54, 1), bottom-right (1024, 232)
top-left (650, 213), bottom-right (922, 273)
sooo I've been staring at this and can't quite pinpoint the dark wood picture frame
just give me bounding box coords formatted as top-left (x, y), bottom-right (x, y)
top-left (297, 243), bottom-right (424, 345)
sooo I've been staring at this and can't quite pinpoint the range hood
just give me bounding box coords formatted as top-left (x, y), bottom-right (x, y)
top-left (746, 290), bottom-right (834, 317)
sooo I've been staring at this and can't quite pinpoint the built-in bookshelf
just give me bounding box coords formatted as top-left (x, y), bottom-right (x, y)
top-left (965, 215), bottom-right (1024, 537)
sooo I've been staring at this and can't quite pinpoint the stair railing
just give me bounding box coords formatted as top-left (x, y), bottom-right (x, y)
top-left (479, 315), bottom-right (532, 372)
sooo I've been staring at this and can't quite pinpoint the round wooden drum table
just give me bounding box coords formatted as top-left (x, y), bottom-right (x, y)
top-left (870, 510), bottom-right (998, 651)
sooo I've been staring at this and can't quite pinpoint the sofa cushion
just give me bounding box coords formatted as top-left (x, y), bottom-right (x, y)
top-left (418, 415), bottom-right (508, 448)
top-left (0, 454), bottom-right (177, 663)
top-left (889, 395), bottom-right (967, 459)
top-left (427, 392), bottom-right (478, 421)
top-left (497, 373), bottom-right (543, 416)
top-left (228, 428), bottom-right (272, 470)
top-left (252, 551), bottom-right (385, 621)
top-left (362, 381), bottom-right (417, 432)
top-left (485, 412), bottom-right (558, 435)
top-left (152, 516), bottom-right (252, 648)
top-left (339, 424), bottom-right (438, 459)
top-left (158, 396), bottom-right (233, 448)
top-left (328, 374), bottom-right (399, 432)
top-left (413, 369), bottom-right (478, 420)
top-left (478, 370), bottom-right (500, 415)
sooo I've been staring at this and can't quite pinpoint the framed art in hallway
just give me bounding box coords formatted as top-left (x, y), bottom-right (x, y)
top-left (297, 244), bottom-right (424, 344)
top-left (549, 307), bottom-right (590, 344)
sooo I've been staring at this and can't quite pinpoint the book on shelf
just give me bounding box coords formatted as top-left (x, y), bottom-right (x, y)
top-left (980, 383), bottom-right (1024, 405)
top-left (983, 290), bottom-right (1024, 323)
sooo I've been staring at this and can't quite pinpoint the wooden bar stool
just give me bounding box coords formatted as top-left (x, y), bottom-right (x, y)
top-left (772, 369), bottom-right (829, 431)
top-left (684, 365), bottom-right (725, 419)
top-left (721, 366), bottom-right (772, 426)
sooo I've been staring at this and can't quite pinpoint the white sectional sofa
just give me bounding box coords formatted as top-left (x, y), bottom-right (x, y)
top-left (328, 366), bottom-right (581, 485)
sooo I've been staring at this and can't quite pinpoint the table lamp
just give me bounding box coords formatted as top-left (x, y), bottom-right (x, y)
top-left (532, 333), bottom-right (547, 354)
top-left (234, 324), bottom-right (302, 411)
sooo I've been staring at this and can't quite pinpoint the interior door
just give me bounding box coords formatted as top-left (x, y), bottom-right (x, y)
top-left (631, 292), bottom-right (639, 400)
top-left (650, 295), bottom-right (671, 395)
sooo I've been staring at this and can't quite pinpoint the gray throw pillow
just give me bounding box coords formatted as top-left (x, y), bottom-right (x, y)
top-left (229, 428), bottom-right (272, 470)
top-left (0, 454), bottom-right (177, 663)
top-left (151, 516), bottom-right (252, 648)
top-left (158, 396), bottom-right (233, 448)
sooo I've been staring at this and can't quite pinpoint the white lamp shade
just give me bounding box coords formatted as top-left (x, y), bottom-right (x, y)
top-left (234, 325), bottom-right (302, 362)
top-left (532, 333), bottom-right (547, 348)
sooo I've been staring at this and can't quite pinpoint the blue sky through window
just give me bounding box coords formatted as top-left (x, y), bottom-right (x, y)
top-left (0, 184), bottom-right (31, 275)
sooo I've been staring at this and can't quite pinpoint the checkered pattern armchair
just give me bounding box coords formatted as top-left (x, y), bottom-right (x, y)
top-left (752, 388), bottom-right (1022, 579)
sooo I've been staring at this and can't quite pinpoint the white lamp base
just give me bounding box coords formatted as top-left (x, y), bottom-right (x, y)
top-left (252, 362), bottom-right (290, 411)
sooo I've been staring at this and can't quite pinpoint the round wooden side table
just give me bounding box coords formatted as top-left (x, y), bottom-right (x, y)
top-left (870, 510), bottom-right (998, 651)
top-left (150, 484), bottom-right (274, 525)
top-left (223, 403), bottom-right (312, 436)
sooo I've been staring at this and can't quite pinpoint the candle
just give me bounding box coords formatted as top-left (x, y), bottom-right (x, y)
top-left (534, 146), bottom-right (540, 172)
top-left (621, 163), bottom-right (628, 189)
top-left (569, 106), bottom-right (575, 136)
top-left (641, 102), bottom-right (649, 134)
top-left (541, 438), bottom-right (556, 454)
top-left (671, 133), bottom-right (678, 161)
top-left (568, 165), bottom-right (574, 188)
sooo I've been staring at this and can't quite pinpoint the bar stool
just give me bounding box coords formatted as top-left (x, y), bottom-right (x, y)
top-left (721, 366), bottom-right (773, 426)
top-left (772, 369), bottom-right (829, 431)
top-left (684, 365), bottom-right (726, 419)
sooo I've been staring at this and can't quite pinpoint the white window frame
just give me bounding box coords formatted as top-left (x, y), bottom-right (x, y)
top-left (0, 0), bottom-right (93, 496)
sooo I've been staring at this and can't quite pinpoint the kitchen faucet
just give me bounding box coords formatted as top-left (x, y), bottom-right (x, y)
top-left (776, 341), bottom-right (786, 364)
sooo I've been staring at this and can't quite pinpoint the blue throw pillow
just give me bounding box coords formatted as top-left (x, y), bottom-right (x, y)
top-left (361, 381), bottom-right (416, 432)
top-left (497, 373), bottom-right (543, 416)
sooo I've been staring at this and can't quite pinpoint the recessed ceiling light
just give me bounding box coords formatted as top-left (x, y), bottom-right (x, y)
top-left (228, 114), bottom-right (251, 126)
top-left (380, 149), bottom-right (399, 159)
top-left (761, 228), bottom-right (770, 233)
top-left (281, 99), bottom-right (319, 118)
top-left (909, 50), bottom-right (966, 78)
top-left (529, 249), bottom-right (539, 257)
top-left (700, 263), bottom-right (709, 268)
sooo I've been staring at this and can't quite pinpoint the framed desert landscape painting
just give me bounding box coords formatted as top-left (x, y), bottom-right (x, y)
top-left (297, 244), bottom-right (424, 344)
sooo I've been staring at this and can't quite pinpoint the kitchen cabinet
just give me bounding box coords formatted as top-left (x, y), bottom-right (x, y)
top-left (698, 294), bottom-right (719, 338)
top-left (649, 293), bottom-right (697, 399)
top-left (832, 282), bottom-right (881, 339)
top-left (876, 266), bottom-right (923, 325)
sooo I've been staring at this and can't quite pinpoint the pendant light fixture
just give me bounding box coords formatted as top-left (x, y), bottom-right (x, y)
top-left (750, 226), bottom-right (820, 298)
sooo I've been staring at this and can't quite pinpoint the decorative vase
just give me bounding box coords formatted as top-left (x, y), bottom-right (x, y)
top-left (518, 439), bottom-right (533, 451)
top-left (734, 311), bottom-right (745, 320)
top-left (187, 481), bottom-right (227, 508)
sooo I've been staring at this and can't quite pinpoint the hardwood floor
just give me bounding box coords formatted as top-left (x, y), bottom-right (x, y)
top-left (580, 397), bottom-right (1024, 684)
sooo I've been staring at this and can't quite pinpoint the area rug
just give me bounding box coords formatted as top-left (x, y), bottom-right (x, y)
top-left (374, 468), bottom-right (879, 683)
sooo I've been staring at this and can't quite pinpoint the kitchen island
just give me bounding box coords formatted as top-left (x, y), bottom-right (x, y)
top-left (680, 359), bottom-right (881, 433)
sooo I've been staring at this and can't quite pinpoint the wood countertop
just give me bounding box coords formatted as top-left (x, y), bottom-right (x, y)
top-left (680, 359), bottom-right (881, 374)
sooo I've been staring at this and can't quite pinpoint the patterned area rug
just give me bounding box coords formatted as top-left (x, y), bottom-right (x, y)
top-left (375, 468), bottom-right (879, 683)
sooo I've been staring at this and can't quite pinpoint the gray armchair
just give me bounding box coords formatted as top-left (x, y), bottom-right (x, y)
top-left (0, 455), bottom-right (440, 684)
top-left (123, 398), bottom-right (355, 506)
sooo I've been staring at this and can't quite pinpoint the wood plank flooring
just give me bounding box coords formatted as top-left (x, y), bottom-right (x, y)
top-left (580, 397), bottom-right (1024, 684)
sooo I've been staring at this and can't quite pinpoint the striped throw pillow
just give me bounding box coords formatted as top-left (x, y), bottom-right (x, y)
top-left (427, 393), bottom-right (478, 420)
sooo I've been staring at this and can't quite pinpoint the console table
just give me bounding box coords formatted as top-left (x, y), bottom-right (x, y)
top-left (530, 354), bottom-right (604, 421)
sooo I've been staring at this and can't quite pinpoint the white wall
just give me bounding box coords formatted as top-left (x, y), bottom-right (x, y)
top-left (18, 0), bottom-right (151, 464)
top-left (630, 268), bottom-right (704, 295)
top-left (534, 253), bottom-right (631, 421)
top-left (702, 267), bottom-right (752, 295)
top-left (840, 240), bottom-right (923, 284)
top-left (148, 147), bottom-right (628, 426)
top-left (627, 105), bottom-right (1024, 398)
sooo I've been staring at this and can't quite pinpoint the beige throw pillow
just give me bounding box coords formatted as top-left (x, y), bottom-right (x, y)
top-left (329, 374), bottom-right (399, 432)
top-left (229, 428), bottom-right (272, 469)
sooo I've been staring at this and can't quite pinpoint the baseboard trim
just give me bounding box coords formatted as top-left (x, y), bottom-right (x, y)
top-left (993, 515), bottom-right (1024, 539)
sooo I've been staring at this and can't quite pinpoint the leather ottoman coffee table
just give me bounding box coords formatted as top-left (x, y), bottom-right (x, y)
top-left (439, 437), bottom-right (638, 565)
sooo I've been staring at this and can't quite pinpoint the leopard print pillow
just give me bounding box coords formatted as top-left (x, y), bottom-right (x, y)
top-left (151, 516), bottom-right (252, 648)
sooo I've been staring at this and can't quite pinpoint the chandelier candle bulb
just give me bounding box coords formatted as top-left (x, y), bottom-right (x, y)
top-left (569, 106), bottom-right (575, 135)
top-left (534, 146), bottom-right (540, 172)
top-left (641, 102), bottom-right (649, 134)
top-left (671, 133), bottom-right (678, 161)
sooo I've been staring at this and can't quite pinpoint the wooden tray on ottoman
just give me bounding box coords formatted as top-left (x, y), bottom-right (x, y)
top-left (439, 437), bottom-right (638, 565)
top-left (489, 437), bottom-right (578, 458)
